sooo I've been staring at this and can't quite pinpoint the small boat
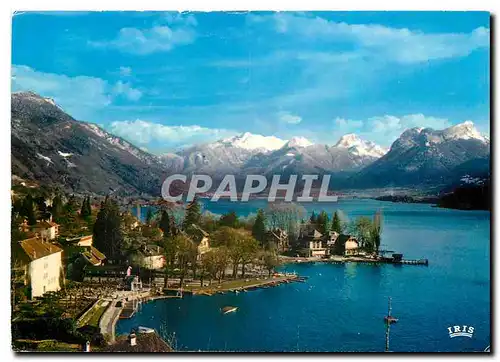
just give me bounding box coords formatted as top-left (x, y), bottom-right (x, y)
top-left (221, 306), bottom-right (238, 314)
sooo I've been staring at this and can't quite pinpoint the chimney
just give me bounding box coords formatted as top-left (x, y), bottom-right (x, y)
top-left (129, 333), bottom-right (137, 346)
top-left (84, 341), bottom-right (91, 352)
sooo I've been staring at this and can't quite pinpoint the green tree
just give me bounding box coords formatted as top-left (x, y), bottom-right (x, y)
top-left (317, 210), bottom-right (330, 235)
top-left (162, 235), bottom-right (178, 289)
top-left (158, 210), bottom-right (171, 237)
top-left (331, 211), bottom-right (342, 233)
top-left (175, 234), bottom-right (196, 287)
top-left (252, 209), bottom-right (267, 245)
top-left (263, 251), bottom-right (281, 277)
top-left (145, 208), bottom-right (154, 225)
top-left (371, 210), bottom-right (383, 254)
top-left (219, 211), bottom-right (239, 228)
top-left (309, 211), bottom-right (317, 225)
top-left (183, 197), bottom-right (201, 234)
top-left (80, 196), bottom-right (91, 219)
top-left (21, 195), bottom-right (37, 226)
top-left (51, 194), bottom-right (63, 223)
top-left (351, 216), bottom-right (374, 251)
top-left (93, 197), bottom-right (124, 260)
top-left (239, 235), bottom-right (259, 278)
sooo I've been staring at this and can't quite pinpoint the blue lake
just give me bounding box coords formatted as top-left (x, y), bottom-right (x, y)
top-left (121, 199), bottom-right (490, 352)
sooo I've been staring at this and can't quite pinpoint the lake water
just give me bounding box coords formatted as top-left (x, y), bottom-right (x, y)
top-left (121, 199), bottom-right (490, 352)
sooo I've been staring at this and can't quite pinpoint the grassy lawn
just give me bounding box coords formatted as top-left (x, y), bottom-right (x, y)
top-left (77, 301), bottom-right (108, 328)
top-left (13, 339), bottom-right (82, 352)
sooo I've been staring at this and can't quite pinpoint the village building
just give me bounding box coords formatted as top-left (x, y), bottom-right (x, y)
top-left (141, 244), bottom-right (165, 269)
top-left (12, 237), bottom-right (63, 298)
top-left (190, 224), bottom-right (210, 257)
top-left (66, 234), bottom-right (93, 247)
top-left (267, 228), bottom-right (289, 253)
top-left (81, 246), bottom-right (107, 266)
top-left (325, 231), bottom-right (339, 247)
top-left (19, 218), bottom-right (60, 241)
top-left (299, 228), bottom-right (328, 257)
top-left (335, 234), bottom-right (360, 256)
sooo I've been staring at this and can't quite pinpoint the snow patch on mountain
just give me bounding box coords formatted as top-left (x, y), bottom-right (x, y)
top-left (36, 153), bottom-right (53, 165)
top-left (219, 132), bottom-right (287, 152)
top-left (58, 150), bottom-right (73, 158)
top-left (285, 136), bottom-right (314, 148)
top-left (335, 134), bottom-right (387, 158)
top-left (442, 121), bottom-right (488, 143)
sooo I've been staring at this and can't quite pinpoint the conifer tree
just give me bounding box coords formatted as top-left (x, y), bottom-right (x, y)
top-left (184, 197), bottom-right (201, 233)
top-left (252, 209), bottom-right (267, 245)
top-left (317, 210), bottom-right (330, 235)
top-left (93, 197), bottom-right (124, 260)
top-left (22, 195), bottom-right (37, 226)
top-left (331, 210), bottom-right (342, 233)
top-left (309, 211), bottom-right (317, 225)
top-left (81, 196), bottom-right (91, 219)
top-left (158, 210), bottom-right (171, 237)
top-left (50, 194), bottom-right (63, 223)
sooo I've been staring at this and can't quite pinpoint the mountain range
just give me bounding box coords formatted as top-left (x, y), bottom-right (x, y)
top-left (11, 92), bottom-right (490, 196)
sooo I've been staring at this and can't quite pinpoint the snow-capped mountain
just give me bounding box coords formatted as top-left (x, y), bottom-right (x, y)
top-left (216, 132), bottom-right (287, 152)
top-left (165, 132), bottom-right (386, 177)
top-left (352, 121), bottom-right (490, 188)
top-left (335, 133), bottom-right (388, 158)
top-left (285, 136), bottom-right (314, 149)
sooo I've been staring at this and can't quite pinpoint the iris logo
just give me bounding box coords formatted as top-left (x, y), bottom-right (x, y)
top-left (447, 325), bottom-right (474, 338)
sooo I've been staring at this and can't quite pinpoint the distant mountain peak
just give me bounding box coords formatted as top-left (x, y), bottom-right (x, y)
top-left (285, 136), bottom-right (314, 149)
top-left (335, 133), bottom-right (387, 158)
top-left (442, 121), bottom-right (488, 143)
top-left (220, 132), bottom-right (287, 152)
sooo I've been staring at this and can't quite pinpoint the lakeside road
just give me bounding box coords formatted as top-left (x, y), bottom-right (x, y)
top-left (99, 300), bottom-right (123, 344)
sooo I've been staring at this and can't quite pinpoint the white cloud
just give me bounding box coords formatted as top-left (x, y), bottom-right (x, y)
top-left (250, 13), bottom-right (489, 64)
top-left (12, 65), bottom-right (111, 118)
top-left (119, 66), bottom-right (132, 77)
top-left (278, 111), bottom-right (302, 124)
top-left (330, 113), bottom-right (453, 146)
top-left (90, 14), bottom-right (197, 55)
top-left (108, 120), bottom-right (237, 149)
top-left (11, 65), bottom-right (142, 119)
top-left (112, 81), bottom-right (142, 101)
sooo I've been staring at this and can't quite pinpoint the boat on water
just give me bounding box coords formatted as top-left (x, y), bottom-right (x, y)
top-left (221, 306), bottom-right (238, 314)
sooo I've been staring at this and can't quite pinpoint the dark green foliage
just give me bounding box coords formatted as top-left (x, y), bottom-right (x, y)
top-left (80, 196), bottom-right (92, 219)
top-left (252, 209), bottom-right (267, 245)
top-left (183, 197), bottom-right (201, 233)
top-left (158, 210), bottom-right (171, 236)
top-left (93, 197), bottom-right (123, 260)
top-left (309, 211), bottom-right (317, 225)
top-left (51, 194), bottom-right (63, 223)
top-left (331, 211), bottom-right (342, 233)
top-left (145, 208), bottom-right (154, 225)
top-left (317, 210), bottom-right (329, 235)
top-left (219, 211), bottom-right (239, 228)
top-left (21, 195), bottom-right (37, 225)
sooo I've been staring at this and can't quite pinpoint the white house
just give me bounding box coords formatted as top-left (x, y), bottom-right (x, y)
top-left (300, 229), bottom-right (328, 257)
top-left (343, 236), bottom-right (360, 256)
top-left (31, 220), bottom-right (59, 240)
top-left (67, 234), bottom-right (93, 247)
top-left (190, 224), bottom-right (210, 257)
top-left (14, 237), bottom-right (63, 298)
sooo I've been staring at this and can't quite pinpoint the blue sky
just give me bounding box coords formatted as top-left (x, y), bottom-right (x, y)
top-left (12, 11), bottom-right (490, 154)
